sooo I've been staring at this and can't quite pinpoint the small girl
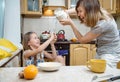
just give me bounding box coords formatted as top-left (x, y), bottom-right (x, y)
top-left (23, 31), bottom-right (65, 66)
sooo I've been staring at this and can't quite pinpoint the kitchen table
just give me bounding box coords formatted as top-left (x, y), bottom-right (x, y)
top-left (0, 66), bottom-right (120, 82)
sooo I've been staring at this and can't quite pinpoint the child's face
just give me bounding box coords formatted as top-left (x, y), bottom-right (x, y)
top-left (28, 33), bottom-right (40, 49)
top-left (77, 6), bottom-right (86, 22)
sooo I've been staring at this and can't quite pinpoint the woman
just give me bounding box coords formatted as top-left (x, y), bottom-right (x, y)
top-left (60, 0), bottom-right (120, 68)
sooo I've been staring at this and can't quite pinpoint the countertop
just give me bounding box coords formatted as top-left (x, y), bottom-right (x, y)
top-left (41, 40), bottom-right (96, 44)
top-left (0, 66), bottom-right (120, 82)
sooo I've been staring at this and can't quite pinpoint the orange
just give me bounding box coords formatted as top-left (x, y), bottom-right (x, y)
top-left (23, 65), bottom-right (38, 80)
top-left (71, 38), bottom-right (77, 42)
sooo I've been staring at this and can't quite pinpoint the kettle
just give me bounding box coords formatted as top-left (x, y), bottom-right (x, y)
top-left (57, 30), bottom-right (65, 40)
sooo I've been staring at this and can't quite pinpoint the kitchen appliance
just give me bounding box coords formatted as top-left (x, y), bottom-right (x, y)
top-left (57, 30), bottom-right (65, 40)
top-left (40, 31), bottom-right (50, 40)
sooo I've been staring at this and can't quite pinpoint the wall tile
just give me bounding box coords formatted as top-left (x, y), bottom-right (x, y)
top-left (23, 16), bottom-right (120, 40)
top-left (23, 16), bottom-right (90, 40)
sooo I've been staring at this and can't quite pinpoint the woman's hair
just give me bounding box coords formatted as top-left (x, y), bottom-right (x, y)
top-left (75, 0), bottom-right (113, 27)
top-left (23, 31), bottom-right (36, 50)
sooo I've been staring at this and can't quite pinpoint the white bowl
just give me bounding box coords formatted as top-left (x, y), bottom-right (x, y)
top-left (38, 62), bottom-right (62, 71)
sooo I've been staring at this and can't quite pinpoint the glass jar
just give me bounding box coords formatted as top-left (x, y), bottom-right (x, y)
top-left (54, 8), bottom-right (68, 21)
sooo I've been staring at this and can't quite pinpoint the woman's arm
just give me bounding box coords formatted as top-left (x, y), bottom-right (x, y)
top-left (70, 22), bottom-right (100, 43)
top-left (60, 17), bottom-right (100, 43)
top-left (65, 8), bottom-right (76, 14)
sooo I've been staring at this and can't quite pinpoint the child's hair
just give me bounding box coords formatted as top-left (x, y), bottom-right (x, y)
top-left (23, 31), bottom-right (36, 50)
top-left (75, 0), bottom-right (113, 27)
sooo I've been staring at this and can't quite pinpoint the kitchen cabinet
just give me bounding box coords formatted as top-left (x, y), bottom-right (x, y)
top-left (43, 6), bottom-right (66, 16)
top-left (89, 44), bottom-right (96, 60)
top-left (67, 0), bottom-right (78, 9)
top-left (70, 44), bottom-right (90, 65)
top-left (67, 0), bottom-right (120, 14)
top-left (41, 41), bottom-right (70, 66)
top-left (70, 44), bottom-right (96, 66)
top-left (99, 0), bottom-right (120, 14)
top-left (117, 0), bottom-right (120, 13)
top-left (66, 0), bottom-right (120, 16)
top-left (54, 42), bottom-right (70, 66)
top-left (42, 0), bottom-right (67, 16)
top-left (66, 0), bottom-right (78, 18)
top-left (21, 0), bottom-right (42, 17)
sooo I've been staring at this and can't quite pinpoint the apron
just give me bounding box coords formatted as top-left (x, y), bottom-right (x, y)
top-left (95, 53), bottom-right (120, 68)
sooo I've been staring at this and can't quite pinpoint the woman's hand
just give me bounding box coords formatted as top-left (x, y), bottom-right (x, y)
top-left (59, 16), bottom-right (73, 26)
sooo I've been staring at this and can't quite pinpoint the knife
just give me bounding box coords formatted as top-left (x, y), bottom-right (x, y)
top-left (101, 75), bottom-right (120, 82)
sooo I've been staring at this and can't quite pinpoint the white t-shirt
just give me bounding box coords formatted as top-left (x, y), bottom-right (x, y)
top-left (91, 19), bottom-right (120, 55)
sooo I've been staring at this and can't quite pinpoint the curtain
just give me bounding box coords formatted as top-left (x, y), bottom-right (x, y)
top-left (0, 0), bottom-right (5, 38)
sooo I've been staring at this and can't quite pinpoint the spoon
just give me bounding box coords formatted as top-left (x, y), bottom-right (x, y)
top-left (91, 74), bottom-right (113, 82)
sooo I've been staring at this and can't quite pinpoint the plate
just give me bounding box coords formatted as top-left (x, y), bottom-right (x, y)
top-left (38, 62), bottom-right (62, 71)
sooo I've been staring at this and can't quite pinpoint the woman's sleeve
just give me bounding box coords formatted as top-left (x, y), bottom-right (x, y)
top-left (90, 26), bottom-right (103, 34)
top-left (90, 20), bottom-right (110, 34)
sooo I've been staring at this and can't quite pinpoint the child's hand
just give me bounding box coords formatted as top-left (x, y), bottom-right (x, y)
top-left (50, 33), bottom-right (57, 44)
top-left (49, 32), bottom-right (54, 40)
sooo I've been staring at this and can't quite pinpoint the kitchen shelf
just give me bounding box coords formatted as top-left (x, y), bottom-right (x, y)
top-left (43, 6), bottom-right (67, 10)
top-left (21, 0), bottom-right (42, 17)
